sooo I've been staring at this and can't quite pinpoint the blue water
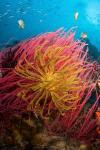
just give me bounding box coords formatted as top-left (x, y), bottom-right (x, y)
top-left (0, 0), bottom-right (100, 52)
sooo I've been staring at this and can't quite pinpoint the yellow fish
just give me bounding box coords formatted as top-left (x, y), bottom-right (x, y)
top-left (80, 32), bottom-right (87, 39)
top-left (18, 19), bottom-right (25, 29)
top-left (74, 12), bottom-right (79, 20)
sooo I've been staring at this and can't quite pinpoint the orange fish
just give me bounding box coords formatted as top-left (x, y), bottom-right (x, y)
top-left (96, 108), bottom-right (100, 134)
top-left (96, 127), bottom-right (100, 134)
top-left (97, 78), bottom-right (100, 88)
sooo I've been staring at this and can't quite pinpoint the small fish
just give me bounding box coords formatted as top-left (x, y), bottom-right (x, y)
top-left (27, 6), bottom-right (31, 9)
top-left (80, 32), bottom-right (87, 39)
top-left (16, 10), bottom-right (21, 13)
top-left (18, 2), bottom-right (23, 5)
top-left (18, 19), bottom-right (25, 29)
top-left (0, 70), bottom-right (2, 77)
top-left (7, 9), bottom-right (11, 12)
top-left (97, 78), bottom-right (100, 88)
top-left (96, 107), bottom-right (100, 134)
top-left (8, 15), bottom-right (14, 18)
top-left (37, 10), bottom-right (42, 13)
top-left (40, 19), bottom-right (43, 22)
top-left (6, 4), bottom-right (10, 7)
top-left (3, 12), bottom-right (8, 16)
top-left (22, 11), bottom-right (27, 15)
top-left (74, 12), bottom-right (79, 20)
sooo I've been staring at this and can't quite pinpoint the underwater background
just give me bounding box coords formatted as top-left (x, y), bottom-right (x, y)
top-left (0, 1), bottom-right (100, 150)
top-left (0, 0), bottom-right (100, 60)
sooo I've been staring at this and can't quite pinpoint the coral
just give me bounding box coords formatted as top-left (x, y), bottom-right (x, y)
top-left (0, 43), bottom-right (28, 132)
top-left (0, 29), bottom-right (96, 118)
top-left (45, 92), bottom-right (100, 143)
top-left (0, 29), bottom-right (98, 137)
